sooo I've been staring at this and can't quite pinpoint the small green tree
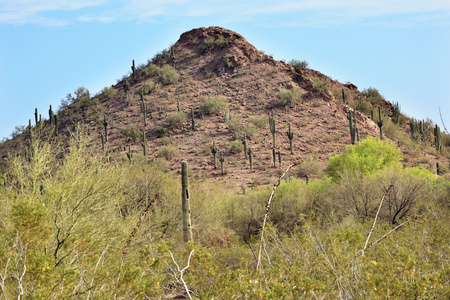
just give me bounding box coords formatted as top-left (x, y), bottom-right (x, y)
top-left (326, 136), bottom-right (402, 181)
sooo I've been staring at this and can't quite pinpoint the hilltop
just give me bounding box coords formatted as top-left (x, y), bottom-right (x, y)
top-left (1, 26), bottom-right (449, 184)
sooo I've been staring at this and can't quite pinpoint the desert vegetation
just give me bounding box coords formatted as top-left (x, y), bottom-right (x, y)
top-left (0, 126), bottom-right (448, 299)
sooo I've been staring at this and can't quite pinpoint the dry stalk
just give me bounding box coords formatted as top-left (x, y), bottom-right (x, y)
top-left (165, 249), bottom-right (195, 300)
top-left (256, 161), bottom-right (300, 271)
top-left (439, 107), bottom-right (449, 135)
top-left (362, 184), bottom-right (393, 255)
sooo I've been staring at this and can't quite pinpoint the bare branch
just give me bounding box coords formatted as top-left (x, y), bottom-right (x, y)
top-left (256, 161), bottom-right (301, 271)
top-left (439, 107), bottom-right (449, 135)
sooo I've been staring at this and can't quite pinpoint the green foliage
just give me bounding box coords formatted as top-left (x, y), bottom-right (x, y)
top-left (0, 127), bottom-right (448, 299)
top-left (154, 127), bottom-right (168, 137)
top-left (141, 81), bottom-right (161, 94)
top-left (279, 87), bottom-right (303, 106)
top-left (289, 59), bottom-right (309, 71)
top-left (326, 136), bottom-right (402, 180)
top-left (248, 115), bottom-right (267, 129)
top-left (141, 64), bottom-right (161, 77)
top-left (229, 140), bottom-right (244, 154)
top-left (362, 87), bottom-right (386, 106)
top-left (164, 112), bottom-right (186, 128)
top-left (199, 95), bottom-right (228, 115)
top-left (194, 34), bottom-right (229, 53)
top-left (312, 78), bottom-right (329, 96)
top-left (157, 65), bottom-right (179, 85)
top-left (120, 126), bottom-right (143, 142)
top-left (99, 86), bottom-right (117, 99)
top-left (157, 145), bottom-right (178, 160)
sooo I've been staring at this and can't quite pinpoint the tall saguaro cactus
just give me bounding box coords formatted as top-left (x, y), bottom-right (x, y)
top-left (170, 45), bottom-right (175, 68)
top-left (248, 148), bottom-right (253, 172)
top-left (181, 161), bottom-right (192, 242)
top-left (286, 124), bottom-right (294, 154)
top-left (219, 152), bottom-right (225, 175)
top-left (34, 108), bottom-right (38, 126)
top-left (348, 110), bottom-right (358, 145)
top-left (131, 60), bottom-right (136, 82)
top-left (54, 115), bottom-right (58, 136)
top-left (211, 140), bottom-right (218, 169)
top-left (377, 107), bottom-right (384, 139)
top-left (140, 94), bottom-right (148, 126)
top-left (49, 105), bottom-right (53, 125)
top-left (434, 125), bottom-right (443, 153)
top-left (103, 116), bottom-right (108, 142)
top-left (269, 110), bottom-right (276, 148)
top-left (142, 130), bottom-right (147, 158)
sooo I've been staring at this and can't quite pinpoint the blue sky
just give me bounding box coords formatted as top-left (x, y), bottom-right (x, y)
top-left (1, 0), bottom-right (449, 140)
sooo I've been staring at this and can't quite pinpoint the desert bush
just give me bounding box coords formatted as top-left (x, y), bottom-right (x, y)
top-left (248, 115), bottom-right (267, 129)
top-left (362, 87), bottom-right (386, 106)
top-left (154, 127), bottom-right (168, 137)
top-left (157, 145), bottom-right (178, 160)
top-left (157, 65), bottom-right (179, 85)
top-left (279, 87), bottom-right (303, 106)
top-left (289, 59), bottom-right (308, 71)
top-left (200, 95), bottom-right (228, 115)
top-left (141, 63), bottom-right (160, 77)
top-left (312, 78), bottom-right (329, 96)
top-left (164, 112), bottom-right (186, 128)
top-left (120, 126), bottom-right (143, 142)
top-left (326, 136), bottom-right (402, 180)
top-left (295, 156), bottom-right (323, 177)
top-left (229, 140), bottom-right (243, 154)
top-left (99, 86), bottom-right (117, 99)
top-left (141, 81), bottom-right (161, 94)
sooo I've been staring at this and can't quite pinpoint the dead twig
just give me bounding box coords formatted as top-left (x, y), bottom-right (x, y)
top-left (256, 161), bottom-right (300, 271)
top-left (362, 184), bottom-right (393, 255)
top-left (439, 107), bottom-right (449, 135)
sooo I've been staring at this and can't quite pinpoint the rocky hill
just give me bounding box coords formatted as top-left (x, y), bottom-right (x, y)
top-left (1, 26), bottom-right (449, 185)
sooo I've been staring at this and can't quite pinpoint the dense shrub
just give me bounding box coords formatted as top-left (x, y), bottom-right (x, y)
top-left (199, 95), bottom-right (228, 115)
top-left (164, 112), bottom-right (186, 128)
top-left (99, 86), bottom-right (117, 99)
top-left (157, 65), bottom-right (179, 85)
top-left (141, 81), bottom-right (161, 94)
top-left (157, 145), bottom-right (178, 160)
top-left (289, 59), bottom-right (309, 71)
top-left (120, 126), bottom-right (143, 142)
top-left (312, 78), bottom-right (329, 96)
top-left (279, 87), bottom-right (303, 106)
top-left (326, 136), bottom-right (402, 180)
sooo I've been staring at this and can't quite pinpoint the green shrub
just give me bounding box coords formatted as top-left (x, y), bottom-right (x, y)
top-left (157, 65), bottom-right (179, 85)
top-left (142, 81), bottom-right (161, 94)
top-left (326, 136), bottom-right (402, 180)
top-left (289, 59), bottom-right (309, 71)
top-left (312, 78), bottom-right (329, 96)
top-left (99, 86), bottom-right (117, 99)
top-left (164, 112), bottom-right (186, 128)
top-left (249, 115), bottom-right (267, 129)
top-left (120, 126), bottom-right (143, 142)
top-left (157, 145), bottom-right (178, 160)
top-left (279, 87), bottom-right (303, 106)
top-left (229, 140), bottom-right (244, 154)
top-left (141, 64), bottom-right (160, 77)
top-left (154, 127), bottom-right (168, 137)
top-left (200, 95), bottom-right (228, 115)
top-left (362, 87), bottom-right (386, 106)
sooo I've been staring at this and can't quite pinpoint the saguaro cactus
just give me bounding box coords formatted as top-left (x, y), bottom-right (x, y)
top-left (211, 140), bottom-right (218, 169)
top-left (54, 115), bottom-right (58, 136)
top-left (248, 148), bottom-right (253, 172)
top-left (377, 107), bottom-right (384, 139)
top-left (181, 161), bottom-right (193, 242)
top-left (272, 147), bottom-right (276, 167)
top-left (277, 150), bottom-right (281, 167)
top-left (34, 108), bottom-right (38, 126)
top-left (220, 152), bottom-right (225, 175)
top-left (131, 59), bottom-right (136, 82)
top-left (434, 125), bottom-right (443, 153)
top-left (242, 133), bottom-right (248, 159)
top-left (140, 95), bottom-right (148, 126)
top-left (49, 105), bottom-right (53, 125)
top-left (342, 88), bottom-right (346, 104)
top-left (126, 145), bottom-right (132, 163)
top-left (103, 116), bottom-right (108, 142)
top-left (436, 161), bottom-right (440, 175)
top-left (286, 124), bottom-right (294, 154)
top-left (124, 79), bottom-right (130, 103)
top-left (269, 110), bottom-right (276, 148)
top-left (142, 130), bottom-right (147, 158)
top-left (101, 133), bottom-right (105, 152)
top-left (348, 110), bottom-right (358, 145)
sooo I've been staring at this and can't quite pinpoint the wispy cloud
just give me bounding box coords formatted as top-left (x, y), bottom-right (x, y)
top-left (1, 0), bottom-right (449, 26)
top-left (0, 0), bottom-right (106, 25)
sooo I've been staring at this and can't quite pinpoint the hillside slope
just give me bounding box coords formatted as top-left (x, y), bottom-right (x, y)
top-left (1, 26), bottom-right (448, 184)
